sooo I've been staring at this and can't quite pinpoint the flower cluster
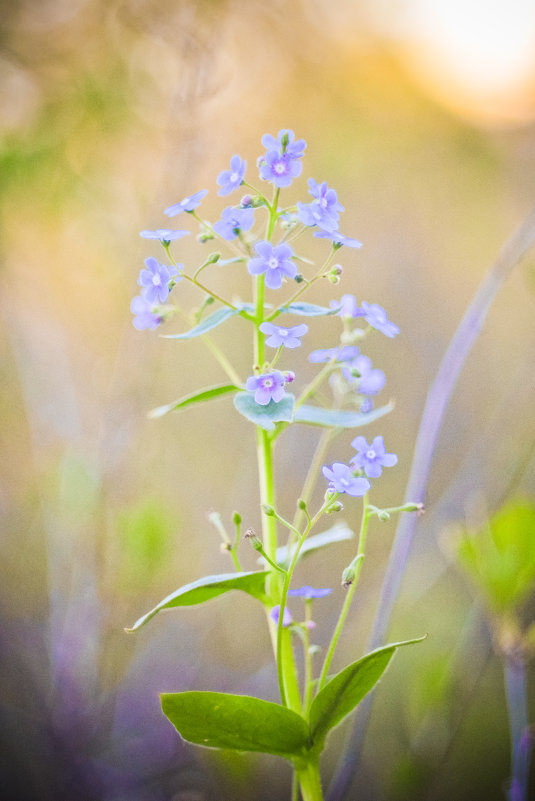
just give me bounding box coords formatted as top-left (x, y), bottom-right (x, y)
top-left (132, 128), bottom-right (400, 501)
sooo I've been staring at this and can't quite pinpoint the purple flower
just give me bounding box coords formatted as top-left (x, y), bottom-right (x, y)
top-left (212, 206), bottom-right (255, 240)
top-left (130, 295), bottom-right (163, 331)
top-left (259, 322), bottom-right (308, 349)
top-left (138, 257), bottom-right (180, 304)
top-left (314, 230), bottom-right (362, 248)
top-left (164, 189), bottom-right (208, 217)
top-left (261, 129), bottom-right (306, 159)
top-left (297, 178), bottom-right (343, 232)
top-left (342, 354), bottom-right (386, 395)
top-left (331, 294), bottom-right (359, 318)
top-left (350, 435), bottom-right (398, 478)
top-left (245, 371), bottom-right (288, 405)
top-left (358, 302), bottom-right (400, 338)
top-left (309, 345), bottom-right (359, 364)
top-left (247, 241), bottom-right (297, 289)
top-left (270, 605), bottom-right (293, 627)
top-left (217, 155), bottom-right (247, 196)
top-left (322, 463), bottom-right (371, 496)
top-left (288, 586), bottom-right (332, 599)
top-left (140, 228), bottom-right (190, 242)
top-left (259, 150), bottom-right (303, 188)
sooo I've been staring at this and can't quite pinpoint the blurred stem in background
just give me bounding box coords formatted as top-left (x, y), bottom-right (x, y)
top-left (328, 205), bottom-right (535, 801)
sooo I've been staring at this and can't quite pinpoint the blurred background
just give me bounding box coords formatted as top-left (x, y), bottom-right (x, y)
top-left (1, 1), bottom-right (535, 799)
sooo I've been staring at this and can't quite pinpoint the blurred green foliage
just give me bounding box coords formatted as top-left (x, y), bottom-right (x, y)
top-left (456, 500), bottom-right (535, 615)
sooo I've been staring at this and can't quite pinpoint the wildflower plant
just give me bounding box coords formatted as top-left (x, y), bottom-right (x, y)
top-left (127, 130), bottom-right (425, 800)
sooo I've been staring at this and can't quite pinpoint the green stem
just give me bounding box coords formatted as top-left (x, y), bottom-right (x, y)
top-left (303, 600), bottom-right (314, 715)
top-left (295, 758), bottom-right (324, 801)
top-left (317, 495), bottom-right (370, 692)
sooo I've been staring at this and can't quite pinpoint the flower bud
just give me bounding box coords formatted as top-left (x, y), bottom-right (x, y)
top-left (240, 194), bottom-right (253, 208)
top-left (244, 527), bottom-right (262, 550)
top-left (327, 500), bottom-right (344, 514)
top-left (262, 504), bottom-right (275, 517)
top-left (283, 371), bottom-right (295, 384)
top-left (197, 230), bottom-right (215, 243)
top-left (280, 131), bottom-right (290, 150)
top-left (341, 565), bottom-right (355, 588)
top-left (232, 511), bottom-right (242, 525)
top-left (378, 510), bottom-right (391, 521)
top-left (207, 252), bottom-right (221, 264)
top-left (297, 498), bottom-right (308, 511)
top-left (294, 273), bottom-right (305, 283)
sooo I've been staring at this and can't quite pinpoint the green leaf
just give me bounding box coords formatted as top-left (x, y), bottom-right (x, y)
top-left (126, 571), bottom-right (269, 631)
top-left (309, 637), bottom-right (426, 748)
top-left (234, 393), bottom-right (295, 431)
top-left (294, 401), bottom-right (394, 428)
top-left (161, 691), bottom-right (310, 759)
top-left (162, 305), bottom-right (249, 339)
top-left (149, 384), bottom-right (240, 419)
top-left (281, 302), bottom-right (340, 317)
top-left (274, 523), bottom-right (355, 568)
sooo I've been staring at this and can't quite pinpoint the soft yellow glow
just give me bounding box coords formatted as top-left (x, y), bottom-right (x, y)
top-left (395, 0), bottom-right (535, 123)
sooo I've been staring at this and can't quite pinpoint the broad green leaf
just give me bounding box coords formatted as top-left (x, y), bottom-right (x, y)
top-left (162, 305), bottom-right (253, 339)
top-left (456, 501), bottom-right (535, 613)
top-left (280, 302), bottom-right (340, 317)
top-left (161, 691), bottom-right (310, 759)
top-left (149, 384), bottom-right (240, 419)
top-left (310, 637), bottom-right (426, 748)
top-left (126, 571), bottom-right (269, 631)
top-left (294, 401), bottom-right (394, 428)
top-left (274, 523), bottom-right (354, 568)
top-left (234, 393), bottom-right (295, 431)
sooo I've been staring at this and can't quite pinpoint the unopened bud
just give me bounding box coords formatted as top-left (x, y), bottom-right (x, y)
top-left (207, 252), bottom-right (221, 264)
top-left (244, 527), bottom-right (262, 550)
top-left (341, 566), bottom-right (355, 589)
top-left (327, 501), bottom-right (344, 513)
top-left (328, 272), bottom-right (341, 284)
top-left (232, 511), bottom-right (242, 525)
top-left (284, 371), bottom-right (295, 384)
top-left (240, 194), bottom-right (253, 208)
top-left (280, 131), bottom-right (290, 150)
top-left (378, 510), bottom-right (391, 521)
top-left (197, 230), bottom-right (214, 243)
top-left (262, 504), bottom-right (275, 517)
top-left (297, 499), bottom-right (307, 511)
top-left (294, 273), bottom-right (305, 283)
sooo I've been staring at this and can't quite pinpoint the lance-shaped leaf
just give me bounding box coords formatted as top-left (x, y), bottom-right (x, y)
top-left (280, 302), bottom-right (340, 317)
top-left (149, 384), bottom-right (240, 419)
top-left (293, 401), bottom-right (394, 428)
top-left (161, 691), bottom-right (311, 759)
top-left (234, 393), bottom-right (295, 431)
top-left (126, 571), bottom-right (269, 631)
top-left (309, 637), bottom-right (426, 748)
top-left (273, 523), bottom-right (354, 568)
top-left (161, 303), bottom-right (254, 340)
